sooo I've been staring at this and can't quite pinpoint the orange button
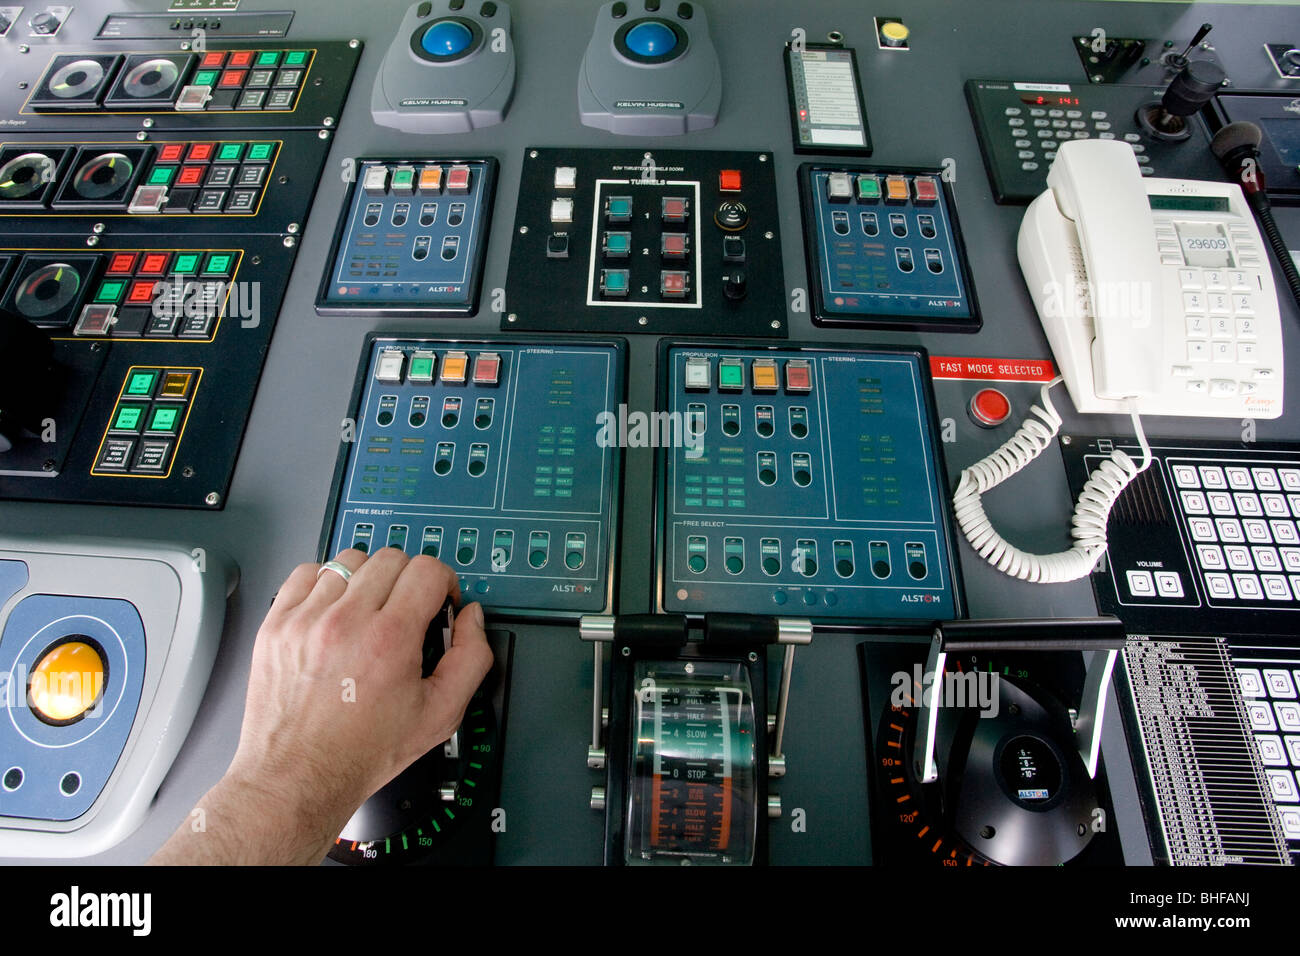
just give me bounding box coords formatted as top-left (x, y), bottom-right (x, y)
top-left (885, 175), bottom-right (909, 202)
top-left (440, 351), bottom-right (468, 383)
top-left (29, 641), bottom-right (105, 724)
top-left (752, 360), bottom-right (778, 391)
top-left (719, 169), bottom-right (742, 192)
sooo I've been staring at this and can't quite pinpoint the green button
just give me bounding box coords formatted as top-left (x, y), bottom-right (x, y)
top-left (857, 176), bottom-right (881, 200)
top-left (147, 166), bottom-right (175, 186)
top-left (172, 253), bottom-right (200, 275)
top-left (606, 233), bottom-right (630, 253)
top-left (718, 363), bottom-right (744, 389)
top-left (194, 69), bottom-right (220, 87)
top-left (256, 51), bottom-right (281, 67)
top-left (112, 405), bottom-right (145, 431)
top-left (283, 50), bottom-right (309, 66)
top-left (246, 142), bottom-right (276, 162)
top-left (391, 167), bottom-right (415, 190)
top-left (126, 371), bottom-right (158, 397)
top-left (148, 406), bottom-right (180, 433)
top-left (203, 253), bottom-right (233, 276)
top-left (603, 270), bottom-right (628, 291)
top-left (608, 198), bottom-right (631, 217)
top-left (409, 356), bottom-right (434, 380)
top-left (216, 143), bottom-right (245, 163)
top-left (94, 280), bottom-right (126, 304)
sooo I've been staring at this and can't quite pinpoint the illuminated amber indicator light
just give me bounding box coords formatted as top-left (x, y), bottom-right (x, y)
top-left (28, 641), bottom-right (106, 724)
top-left (160, 371), bottom-right (193, 399)
top-left (440, 351), bottom-right (469, 383)
top-left (751, 359), bottom-right (779, 392)
top-left (418, 166), bottom-right (443, 194)
top-left (884, 176), bottom-right (909, 202)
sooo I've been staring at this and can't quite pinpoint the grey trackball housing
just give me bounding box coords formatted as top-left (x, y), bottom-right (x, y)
top-left (578, 1), bottom-right (721, 136)
top-left (372, 0), bottom-right (516, 134)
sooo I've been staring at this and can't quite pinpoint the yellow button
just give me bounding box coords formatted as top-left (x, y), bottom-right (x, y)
top-left (440, 351), bottom-right (468, 383)
top-left (29, 641), bottom-right (105, 723)
top-left (160, 371), bottom-right (193, 399)
top-left (885, 176), bottom-right (909, 201)
top-left (881, 21), bottom-right (910, 44)
top-left (752, 362), bottom-right (778, 391)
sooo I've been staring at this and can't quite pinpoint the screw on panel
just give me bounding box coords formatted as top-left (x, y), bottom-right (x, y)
top-left (86, 236), bottom-right (99, 247)
top-left (349, 39), bottom-right (360, 48)
top-left (287, 222), bottom-right (300, 234)
top-left (519, 225), bottom-right (528, 234)
top-left (1091, 75), bottom-right (1103, 83)
top-left (18, 44), bottom-right (29, 54)
top-left (92, 223), bottom-right (105, 234)
top-left (529, 149), bottom-right (538, 159)
top-left (620, 646), bottom-right (630, 657)
top-left (314, 77), bottom-right (323, 86)
top-left (251, 255), bottom-right (262, 265)
top-left (142, 118), bottom-right (155, 128)
top-left (182, 466), bottom-right (194, 478)
top-left (283, 236), bottom-right (296, 248)
top-left (764, 231), bottom-right (773, 239)
top-left (770, 320), bottom-right (781, 329)
top-left (136, 131), bottom-right (148, 141)
top-left (323, 116), bottom-right (335, 127)
top-left (507, 313), bottom-right (517, 323)
top-left (759, 154), bottom-right (768, 162)
top-left (318, 129), bottom-right (330, 140)
top-left (638, 316), bottom-right (648, 326)
top-left (17, 82), bottom-right (27, 90)
top-left (205, 492), bottom-right (221, 506)
top-left (1062, 435), bottom-right (1072, 445)
top-left (42, 459), bottom-right (55, 472)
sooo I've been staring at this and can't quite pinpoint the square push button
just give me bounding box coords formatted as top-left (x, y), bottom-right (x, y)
top-left (884, 175), bottom-right (909, 202)
top-left (172, 253), bottom-right (200, 275)
top-left (661, 233), bottom-right (688, 258)
top-left (826, 172), bottom-right (852, 202)
top-left (440, 351), bottom-right (469, 384)
top-left (857, 175), bottom-right (881, 201)
top-left (132, 439), bottom-right (174, 474)
top-left (408, 351), bottom-right (436, 383)
top-left (255, 50), bottom-right (281, 68)
top-left (472, 353), bottom-right (501, 386)
top-left (192, 70), bottom-right (220, 88)
top-left (913, 176), bottom-right (940, 203)
top-left (600, 269), bottom-right (629, 297)
top-left (94, 280), bottom-right (126, 304)
top-left (178, 165), bottom-right (206, 187)
top-left (718, 357), bottom-right (744, 391)
top-left (719, 169), bottom-right (742, 192)
top-left (605, 195), bottom-right (632, 222)
top-left (660, 271), bottom-right (689, 298)
top-left (203, 253), bottom-right (234, 276)
top-left (785, 360), bottom-right (812, 393)
top-left (147, 405), bottom-right (180, 435)
top-left (125, 369), bottom-right (159, 398)
top-left (187, 142), bottom-right (216, 163)
top-left (375, 350), bottom-right (405, 384)
top-left (158, 370), bottom-right (195, 401)
top-left (446, 165), bottom-right (471, 193)
top-left (95, 438), bottom-right (135, 472)
top-left (147, 166), bottom-right (175, 187)
top-left (219, 70), bottom-right (247, 89)
top-left (127, 281), bottom-right (157, 305)
top-left (158, 143), bottom-right (186, 164)
top-left (139, 252), bottom-right (171, 275)
top-left (111, 404), bottom-right (147, 433)
top-left (216, 143), bottom-right (245, 163)
top-left (418, 166), bottom-right (443, 193)
top-left (283, 51), bottom-right (310, 67)
top-left (602, 231), bottom-right (631, 258)
top-left (200, 52), bottom-right (226, 69)
top-left (554, 166), bottom-right (577, 189)
top-left (246, 142), bottom-right (276, 162)
top-left (227, 51), bottom-right (255, 68)
top-left (661, 196), bottom-right (689, 223)
top-left (684, 356), bottom-right (711, 391)
top-left (752, 359), bottom-right (778, 392)
top-left (107, 253), bottom-right (138, 275)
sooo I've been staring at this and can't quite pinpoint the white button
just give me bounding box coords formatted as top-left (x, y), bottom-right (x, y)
top-left (1238, 343), bottom-right (1257, 364)
top-left (1211, 342), bottom-right (1234, 364)
top-left (1217, 518), bottom-right (1245, 541)
top-left (1266, 669), bottom-right (1298, 698)
top-left (1205, 572), bottom-right (1234, 598)
top-left (1237, 668), bottom-right (1265, 697)
top-left (1236, 317), bottom-right (1256, 339)
top-left (1244, 519), bottom-right (1272, 543)
top-left (1234, 573), bottom-right (1264, 598)
top-left (1187, 341), bottom-right (1209, 362)
top-left (1189, 518), bottom-right (1217, 541)
top-left (1209, 378), bottom-right (1238, 397)
top-left (1283, 546), bottom-right (1300, 569)
top-left (1203, 270), bottom-right (1226, 290)
top-left (1264, 574), bottom-right (1292, 599)
top-left (1161, 255), bottom-right (1183, 266)
top-left (1282, 470), bottom-right (1300, 492)
top-left (1255, 367), bottom-right (1276, 380)
top-left (1155, 571), bottom-right (1184, 597)
top-left (1210, 315), bottom-right (1233, 337)
top-left (1277, 702), bottom-right (1300, 732)
top-left (1239, 381), bottom-right (1258, 395)
top-left (1264, 495), bottom-right (1290, 517)
top-left (1098, 131), bottom-right (1115, 140)
top-left (1226, 467), bottom-right (1253, 489)
top-left (1250, 702), bottom-right (1278, 730)
top-left (375, 350), bottom-right (405, 383)
top-left (1004, 107), bottom-right (1022, 116)
top-left (1258, 735), bottom-right (1288, 765)
top-left (1293, 575), bottom-right (1300, 600)
top-left (1186, 315), bottom-right (1208, 338)
top-left (1171, 364), bottom-right (1194, 377)
top-left (1180, 490), bottom-right (1209, 514)
top-left (1253, 469), bottom-right (1280, 491)
top-left (1229, 271), bottom-right (1251, 290)
top-left (1280, 808), bottom-right (1300, 838)
top-left (1286, 736), bottom-right (1300, 765)
top-left (1172, 465), bottom-right (1200, 488)
top-left (1292, 495), bottom-right (1300, 517)
top-left (553, 166), bottom-right (578, 189)
top-left (1225, 545), bottom-right (1253, 570)
top-left (1091, 111), bottom-right (1108, 120)
top-left (1255, 547), bottom-right (1282, 569)
top-left (1124, 132), bottom-right (1140, 142)
top-left (1196, 544), bottom-right (1225, 569)
top-left (1236, 493), bottom-right (1263, 517)
top-left (1178, 268), bottom-right (1201, 289)
top-left (1183, 292), bottom-right (1206, 312)
top-left (1200, 466), bottom-right (1227, 488)
top-left (549, 198), bottom-right (574, 223)
top-left (1275, 523), bottom-right (1300, 546)
top-left (1126, 570), bottom-right (1156, 597)
top-left (1265, 768), bottom-right (1297, 801)
top-left (1207, 492), bottom-right (1235, 514)
top-left (1232, 294), bottom-right (1254, 315)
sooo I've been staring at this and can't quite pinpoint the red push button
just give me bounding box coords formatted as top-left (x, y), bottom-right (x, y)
top-left (219, 70), bottom-right (247, 88)
top-left (472, 352), bottom-right (501, 385)
top-left (969, 388), bottom-right (1011, 428)
top-left (158, 143), bottom-right (186, 163)
top-left (177, 165), bottom-right (205, 187)
top-left (719, 169), bottom-right (742, 192)
top-left (200, 52), bottom-right (226, 69)
top-left (784, 360), bottom-right (812, 393)
top-left (139, 253), bottom-right (171, 275)
top-left (446, 165), bottom-right (471, 193)
top-left (107, 253), bottom-right (137, 275)
top-left (186, 142), bottom-right (216, 163)
top-left (227, 51), bottom-right (255, 68)
top-left (126, 280), bottom-right (157, 304)
top-left (913, 176), bottom-right (940, 203)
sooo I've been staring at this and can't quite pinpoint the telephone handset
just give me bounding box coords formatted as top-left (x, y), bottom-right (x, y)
top-left (1018, 138), bottom-right (1284, 419)
top-left (954, 139), bottom-right (1284, 584)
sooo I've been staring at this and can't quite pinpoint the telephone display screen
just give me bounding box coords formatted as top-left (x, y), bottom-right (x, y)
top-left (1175, 222), bottom-right (1234, 268)
top-left (1149, 195), bottom-right (1231, 212)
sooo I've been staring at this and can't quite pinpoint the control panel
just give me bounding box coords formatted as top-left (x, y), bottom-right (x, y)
top-left (966, 79), bottom-right (1222, 203)
top-left (1213, 93), bottom-right (1300, 203)
top-left (505, 147), bottom-right (786, 337)
top-left (317, 158), bottom-right (497, 316)
top-left (321, 337), bottom-right (625, 619)
top-left (1063, 436), bottom-right (1300, 638)
top-left (655, 341), bottom-right (962, 623)
top-left (797, 163), bottom-right (981, 332)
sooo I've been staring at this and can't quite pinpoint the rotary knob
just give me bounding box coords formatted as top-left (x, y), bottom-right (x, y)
top-left (31, 11), bottom-right (62, 35)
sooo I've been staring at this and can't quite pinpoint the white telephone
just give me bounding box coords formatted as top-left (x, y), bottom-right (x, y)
top-left (952, 140), bottom-right (1285, 584)
top-left (1018, 138), bottom-right (1283, 419)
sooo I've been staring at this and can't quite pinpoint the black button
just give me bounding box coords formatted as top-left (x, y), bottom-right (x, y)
top-left (210, 20), bottom-right (221, 29)
top-left (909, 561), bottom-right (926, 579)
top-left (612, 1), bottom-right (627, 17)
top-left (873, 560), bottom-right (889, 577)
top-left (450, 0), bottom-right (464, 9)
top-left (60, 772), bottom-right (81, 795)
top-left (481, 1), bottom-right (497, 15)
top-left (547, 233), bottom-right (570, 258)
top-left (646, 0), bottom-right (660, 10)
top-left (677, 2), bottom-right (693, 17)
top-left (418, 1), bottom-right (431, 15)
top-left (3, 767), bottom-right (21, 790)
top-left (756, 420), bottom-right (774, 437)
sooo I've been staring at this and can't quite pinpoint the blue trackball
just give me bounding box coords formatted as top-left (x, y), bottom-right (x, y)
top-left (422, 20), bottom-right (472, 56)
top-left (625, 21), bottom-right (676, 57)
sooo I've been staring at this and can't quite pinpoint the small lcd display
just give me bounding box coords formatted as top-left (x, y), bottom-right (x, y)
top-left (1148, 195), bottom-right (1231, 212)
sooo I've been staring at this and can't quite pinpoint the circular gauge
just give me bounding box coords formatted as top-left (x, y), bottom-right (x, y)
top-left (624, 659), bottom-right (757, 865)
top-left (14, 263), bottom-right (82, 319)
top-left (0, 153), bottom-right (57, 200)
top-left (71, 152), bottom-right (134, 200)
top-left (874, 663), bottom-right (1100, 867)
top-left (327, 686), bottom-right (498, 865)
top-left (122, 58), bottom-right (180, 99)
top-left (49, 59), bottom-right (105, 98)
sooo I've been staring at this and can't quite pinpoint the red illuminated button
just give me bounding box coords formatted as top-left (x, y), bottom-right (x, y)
top-left (127, 281), bottom-right (157, 304)
top-left (661, 233), bottom-right (688, 258)
top-left (219, 70), bottom-right (247, 89)
top-left (719, 169), bottom-right (742, 192)
top-left (660, 271), bottom-right (689, 298)
top-left (969, 388), bottom-right (1011, 428)
top-left (784, 360), bottom-right (812, 393)
top-left (187, 142), bottom-right (216, 163)
top-left (227, 51), bottom-right (255, 68)
top-left (472, 352), bottom-right (501, 386)
top-left (200, 52), bottom-right (226, 69)
top-left (177, 165), bottom-right (205, 187)
top-left (158, 144), bottom-right (186, 163)
top-left (913, 176), bottom-right (940, 204)
top-left (661, 197), bottom-right (688, 223)
top-left (139, 253), bottom-right (171, 275)
top-left (106, 253), bottom-right (138, 275)
top-left (446, 165), bottom-right (471, 193)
